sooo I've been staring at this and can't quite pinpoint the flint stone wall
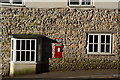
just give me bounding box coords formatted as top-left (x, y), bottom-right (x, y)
top-left (0, 7), bottom-right (119, 76)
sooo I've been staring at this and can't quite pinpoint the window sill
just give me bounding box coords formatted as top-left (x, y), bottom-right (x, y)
top-left (0, 4), bottom-right (26, 7)
top-left (10, 61), bottom-right (37, 64)
top-left (68, 5), bottom-right (95, 8)
top-left (87, 53), bottom-right (115, 56)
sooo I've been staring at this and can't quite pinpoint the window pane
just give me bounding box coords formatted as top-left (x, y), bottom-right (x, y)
top-left (89, 35), bottom-right (93, 43)
top-left (106, 45), bottom-right (110, 52)
top-left (21, 51), bottom-right (25, 61)
top-left (82, 0), bottom-right (85, 5)
top-left (1, 0), bottom-right (10, 3)
top-left (26, 51), bottom-right (30, 61)
top-left (106, 35), bottom-right (110, 43)
top-left (94, 44), bottom-right (98, 52)
top-left (94, 35), bottom-right (98, 43)
top-left (101, 35), bottom-right (105, 43)
top-left (13, 0), bottom-right (22, 4)
top-left (70, 0), bottom-right (79, 5)
top-left (31, 51), bottom-right (35, 61)
top-left (89, 44), bottom-right (93, 52)
top-left (101, 44), bottom-right (105, 52)
top-left (16, 51), bottom-right (20, 61)
top-left (16, 40), bottom-right (20, 50)
top-left (26, 40), bottom-right (30, 50)
top-left (31, 40), bottom-right (35, 50)
top-left (86, 0), bottom-right (91, 5)
top-left (21, 40), bottom-right (25, 50)
top-left (11, 51), bottom-right (13, 61)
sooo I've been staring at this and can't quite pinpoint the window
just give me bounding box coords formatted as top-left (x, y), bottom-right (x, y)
top-left (0, 0), bottom-right (10, 3)
top-left (11, 38), bottom-right (36, 63)
top-left (69, 0), bottom-right (93, 6)
top-left (0, 0), bottom-right (23, 5)
top-left (87, 33), bottom-right (112, 54)
top-left (69, 0), bottom-right (79, 6)
top-left (82, 0), bottom-right (91, 5)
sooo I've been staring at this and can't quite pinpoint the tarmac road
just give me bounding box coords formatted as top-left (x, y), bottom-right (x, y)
top-left (2, 69), bottom-right (120, 80)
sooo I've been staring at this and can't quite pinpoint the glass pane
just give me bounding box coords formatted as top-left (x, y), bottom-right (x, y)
top-left (94, 44), bottom-right (98, 52)
top-left (94, 35), bottom-right (98, 43)
top-left (82, 0), bottom-right (85, 5)
top-left (26, 51), bottom-right (30, 61)
top-left (31, 40), bottom-right (35, 50)
top-left (1, 0), bottom-right (10, 3)
top-left (106, 35), bottom-right (110, 43)
top-left (101, 44), bottom-right (105, 52)
top-left (26, 40), bottom-right (30, 50)
top-left (86, 0), bottom-right (91, 5)
top-left (31, 51), bottom-right (35, 61)
top-left (16, 40), bottom-right (20, 50)
top-left (89, 44), bottom-right (93, 52)
top-left (21, 40), bottom-right (25, 50)
top-left (89, 35), bottom-right (93, 43)
top-left (21, 51), bottom-right (25, 61)
top-left (11, 51), bottom-right (13, 61)
top-left (13, 0), bottom-right (22, 4)
top-left (70, 0), bottom-right (79, 5)
top-left (101, 35), bottom-right (105, 43)
top-left (106, 45), bottom-right (110, 52)
top-left (16, 51), bottom-right (20, 61)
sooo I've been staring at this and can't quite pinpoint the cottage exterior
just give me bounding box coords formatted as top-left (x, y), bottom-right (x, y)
top-left (0, 0), bottom-right (120, 76)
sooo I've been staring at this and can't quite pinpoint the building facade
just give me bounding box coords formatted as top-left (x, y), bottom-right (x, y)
top-left (0, 0), bottom-right (120, 76)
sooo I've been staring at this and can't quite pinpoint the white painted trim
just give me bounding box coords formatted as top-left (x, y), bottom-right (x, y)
top-left (87, 33), bottom-right (112, 54)
top-left (10, 61), bottom-right (37, 64)
top-left (35, 39), bottom-right (37, 62)
top-left (11, 38), bottom-right (37, 63)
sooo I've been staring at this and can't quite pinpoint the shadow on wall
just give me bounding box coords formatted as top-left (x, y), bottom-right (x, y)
top-left (36, 37), bottom-right (57, 74)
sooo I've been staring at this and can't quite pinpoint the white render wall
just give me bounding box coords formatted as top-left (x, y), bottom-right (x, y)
top-left (0, 0), bottom-right (119, 9)
top-left (94, 0), bottom-right (119, 9)
top-left (24, 0), bottom-right (120, 9)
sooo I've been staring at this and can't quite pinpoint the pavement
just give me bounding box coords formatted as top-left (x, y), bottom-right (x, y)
top-left (3, 69), bottom-right (120, 79)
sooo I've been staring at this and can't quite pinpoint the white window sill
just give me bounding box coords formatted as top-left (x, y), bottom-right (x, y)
top-left (0, 3), bottom-right (25, 7)
top-left (10, 61), bottom-right (37, 64)
top-left (68, 5), bottom-right (95, 8)
top-left (87, 53), bottom-right (114, 56)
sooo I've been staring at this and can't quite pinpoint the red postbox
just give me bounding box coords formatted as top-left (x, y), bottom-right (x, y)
top-left (54, 38), bottom-right (63, 58)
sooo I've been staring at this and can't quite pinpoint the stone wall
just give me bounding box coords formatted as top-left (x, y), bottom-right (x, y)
top-left (0, 7), bottom-right (119, 76)
top-left (0, 7), bottom-right (2, 72)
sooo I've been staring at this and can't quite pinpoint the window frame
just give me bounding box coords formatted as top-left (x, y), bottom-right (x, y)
top-left (69, 0), bottom-right (80, 6)
top-left (0, 0), bottom-right (25, 6)
top-left (10, 38), bottom-right (37, 64)
top-left (68, 0), bottom-right (94, 6)
top-left (87, 33), bottom-right (112, 55)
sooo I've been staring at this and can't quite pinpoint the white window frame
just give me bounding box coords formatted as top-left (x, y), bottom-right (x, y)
top-left (10, 38), bottom-right (37, 64)
top-left (69, 0), bottom-right (94, 6)
top-left (0, 0), bottom-right (25, 6)
top-left (87, 33), bottom-right (112, 54)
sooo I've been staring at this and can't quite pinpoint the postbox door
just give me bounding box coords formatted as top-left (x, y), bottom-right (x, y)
top-left (55, 46), bottom-right (62, 58)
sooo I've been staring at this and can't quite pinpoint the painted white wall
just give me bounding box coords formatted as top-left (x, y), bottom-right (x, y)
top-left (0, 0), bottom-right (119, 9)
top-left (25, 0), bottom-right (67, 8)
top-left (24, 0), bottom-right (120, 9)
top-left (94, 0), bottom-right (119, 9)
